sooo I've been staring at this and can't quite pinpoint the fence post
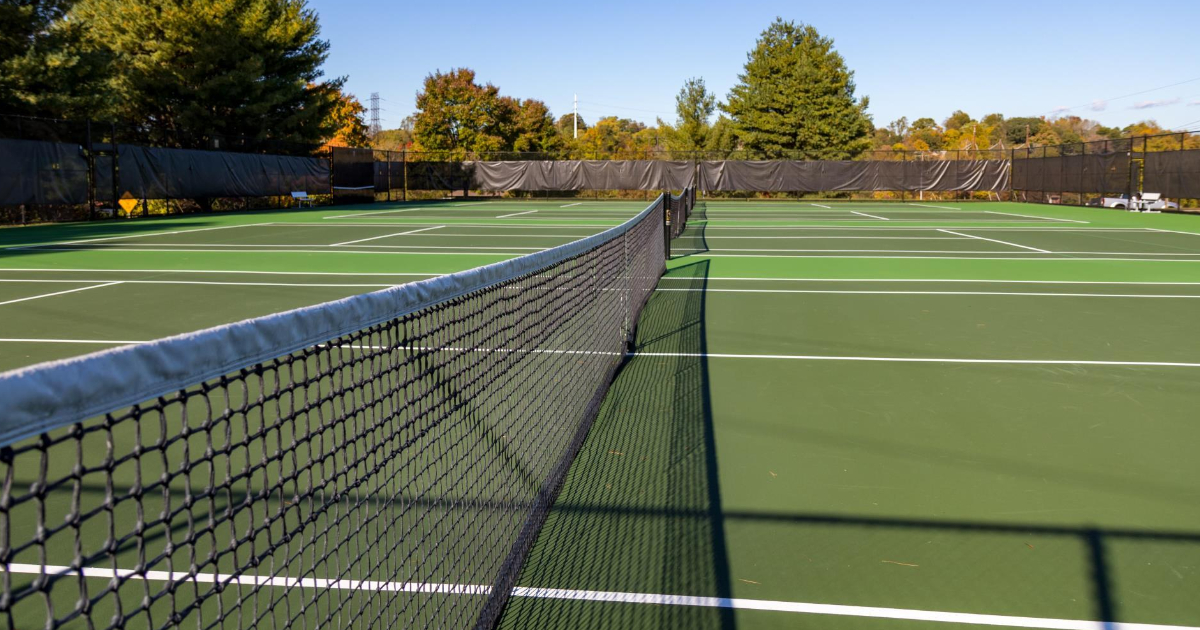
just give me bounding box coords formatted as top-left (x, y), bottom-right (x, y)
top-left (110, 123), bottom-right (119, 218)
top-left (86, 120), bottom-right (96, 221)
top-left (386, 151), bottom-right (392, 203)
top-left (402, 149), bottom-right (408, 202)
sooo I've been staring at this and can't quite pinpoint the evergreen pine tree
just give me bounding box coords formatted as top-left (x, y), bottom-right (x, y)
top-left (73, 0), bottom-right (341, 147)
top-left (723, 18), bottom-right (873, 159)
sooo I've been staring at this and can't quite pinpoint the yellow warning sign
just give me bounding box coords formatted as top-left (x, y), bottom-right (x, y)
top-left (118, 192), bottom-right (139, 215)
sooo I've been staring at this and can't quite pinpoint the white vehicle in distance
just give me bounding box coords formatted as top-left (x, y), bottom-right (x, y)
top-left (1088, 193), bottom-right (1178, 212)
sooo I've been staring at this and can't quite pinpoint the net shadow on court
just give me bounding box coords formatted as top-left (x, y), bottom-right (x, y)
top-left (498, 258), bottom-right (737, 630)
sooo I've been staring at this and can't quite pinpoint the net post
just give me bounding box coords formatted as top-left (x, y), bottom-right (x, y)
top-left (662, 192), bottom-right (671, 259)
top-left (623, 228), bottom-right (632, 352)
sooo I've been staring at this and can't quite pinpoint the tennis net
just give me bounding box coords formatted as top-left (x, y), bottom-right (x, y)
top-left (0, 195), bottom-right (666, 629)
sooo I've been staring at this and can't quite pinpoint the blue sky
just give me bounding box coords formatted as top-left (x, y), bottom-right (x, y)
top-left (309, 0), bottom-right (1200, 133)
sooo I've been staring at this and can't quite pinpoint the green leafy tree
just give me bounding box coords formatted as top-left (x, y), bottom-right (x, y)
top-left (413, 70), bottom-right (563, 157)
top-left (722, 18), bottom-right (872, 159)
top-left (72, 0), bottom-right (340, 146)
top-left (556, 113), bottom-right (586, 138)
top-left (675, 77), bottom-right (716, 150)
top-left (1004, 116), bottom-right (1046, 146)
top-left (373, 117), bottom-right (414, 151)
top-left (943, 110), bottom-right (971, 131)
top-left (705, 115), bottom-right (739, 155)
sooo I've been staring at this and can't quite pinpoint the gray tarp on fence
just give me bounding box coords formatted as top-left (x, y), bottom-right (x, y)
top-left (697, 160), bottom-right (1010, 192)
top-left (1011, 154), bottom-right (1130, 193)
top-left (467, 160), bottom-right (696, 191)
top-left (96, 145), bottom-right (329, 200)
top-left (1145, 150), bottom-right (1200, 199)
top-left (0, 138), bottom-right (89, 205)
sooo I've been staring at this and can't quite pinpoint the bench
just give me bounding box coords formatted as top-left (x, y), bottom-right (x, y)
top-left (291, 191), bottom-right (313, 208)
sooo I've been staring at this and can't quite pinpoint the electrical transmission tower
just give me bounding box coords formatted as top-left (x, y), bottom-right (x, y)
top-left (368, 92), bottom-right (382, 139)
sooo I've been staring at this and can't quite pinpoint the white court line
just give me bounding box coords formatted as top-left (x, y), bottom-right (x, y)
top-left (984, 210), bottom-right (1088, 224)
top-left (910, 203), bottom-right (960, 210)
top-left (938, 229), bottom-right (1050, 253)
top-left (685, 248), bottom-right (1011, 254)
top-left (350, 243), bottom-right (542, 248)
top-left (496, 210), bottom-right (539, 218)
top-left (560, 202), bottom-right (583, 208)
top-left (0, 268), bottom-right (438, 277)
top-left (331, 225), bottom-right (444, 246)
top-left (703, 236), bottom-right (966, 240)
top-left (23, 247), bottom-right (524, 257)
top-left (658, 277), bottom-right (1200, 286)
top-left (0, 338), bottom-right (145, 344)
top-left (38, 242), bottom-right (547, 252)
top-left (851, 210), bottom-right (889, 220)
top-left (324, 207), bottom-right (439, 219)
top-left (0, 564), bottom-right (1192, 630)
top-left (636, 352), bottom-right (1200, 368)
top-left (0, 282), bottom-right (124, 307)
top-left (10, 340), bottom-right (1199, 370)
top-left (706, 218), bottom-right (1077, 224)
top-left (311, 221), bottom-right (624, 228)
top-left (1146, 228), bottom-right (1200, 236)
top-left (698, 226), bottom-right (1144, 232)
top-left (0, 279), bottom-right (397, 288)
top-left (657, 288), bottom-right (1200, 299)
top-left (5, 223), bottom-right (274, 251)
top-left (678, 254), bottom-right (1200, 261)
top-left (810, 203), bottom-right (832, 209)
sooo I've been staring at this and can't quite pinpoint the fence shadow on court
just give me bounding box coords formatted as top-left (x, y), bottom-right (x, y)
top-left (498, 257), bottom-right (735, 630)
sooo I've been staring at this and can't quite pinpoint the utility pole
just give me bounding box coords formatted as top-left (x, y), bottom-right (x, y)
top-left (573, 94), bottom-right (578, 139)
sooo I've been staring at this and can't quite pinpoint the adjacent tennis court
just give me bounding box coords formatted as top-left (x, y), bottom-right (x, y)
top-left (2, 198), bottom-right (1198, 629)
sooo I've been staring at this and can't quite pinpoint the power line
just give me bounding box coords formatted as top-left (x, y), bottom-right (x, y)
top-left (577, 99), bottom-right (676, 117)
top-left (1043, 76), bottom-right (1200, 116)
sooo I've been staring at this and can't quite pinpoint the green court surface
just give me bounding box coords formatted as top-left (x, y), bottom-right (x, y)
top-left (3, 198), bottom-right (1200, 629)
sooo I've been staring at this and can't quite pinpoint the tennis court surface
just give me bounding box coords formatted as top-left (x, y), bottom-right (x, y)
top-left (2, 197), bottom-right (1199, 629)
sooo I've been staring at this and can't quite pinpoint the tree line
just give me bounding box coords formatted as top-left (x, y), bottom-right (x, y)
top-left (874, 113), bottom-right (1199, 156)
top-left (398, 18), bottom-right (874, 160)
top-left (3, 4), bottom-right (1188, 160)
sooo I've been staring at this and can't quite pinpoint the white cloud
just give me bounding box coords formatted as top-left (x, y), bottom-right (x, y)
top-left (1190, 100), bottom-right (1200, 106)
top-left (1050, 106), bottom-right (1072, 115)
top-left (1090, 100), bottom-right (1107, 112)
top-left (1131, 98), bottom-right (1181, 109)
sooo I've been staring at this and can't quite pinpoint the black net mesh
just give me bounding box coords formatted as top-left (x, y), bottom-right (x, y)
top-left (0, 199), bottom-right (666, 630)
top-left (668, 187), bottom-right (695, 240)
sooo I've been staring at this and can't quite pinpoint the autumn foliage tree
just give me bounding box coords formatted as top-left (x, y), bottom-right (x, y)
top-left (325, 90), bottom-right (371, 148)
